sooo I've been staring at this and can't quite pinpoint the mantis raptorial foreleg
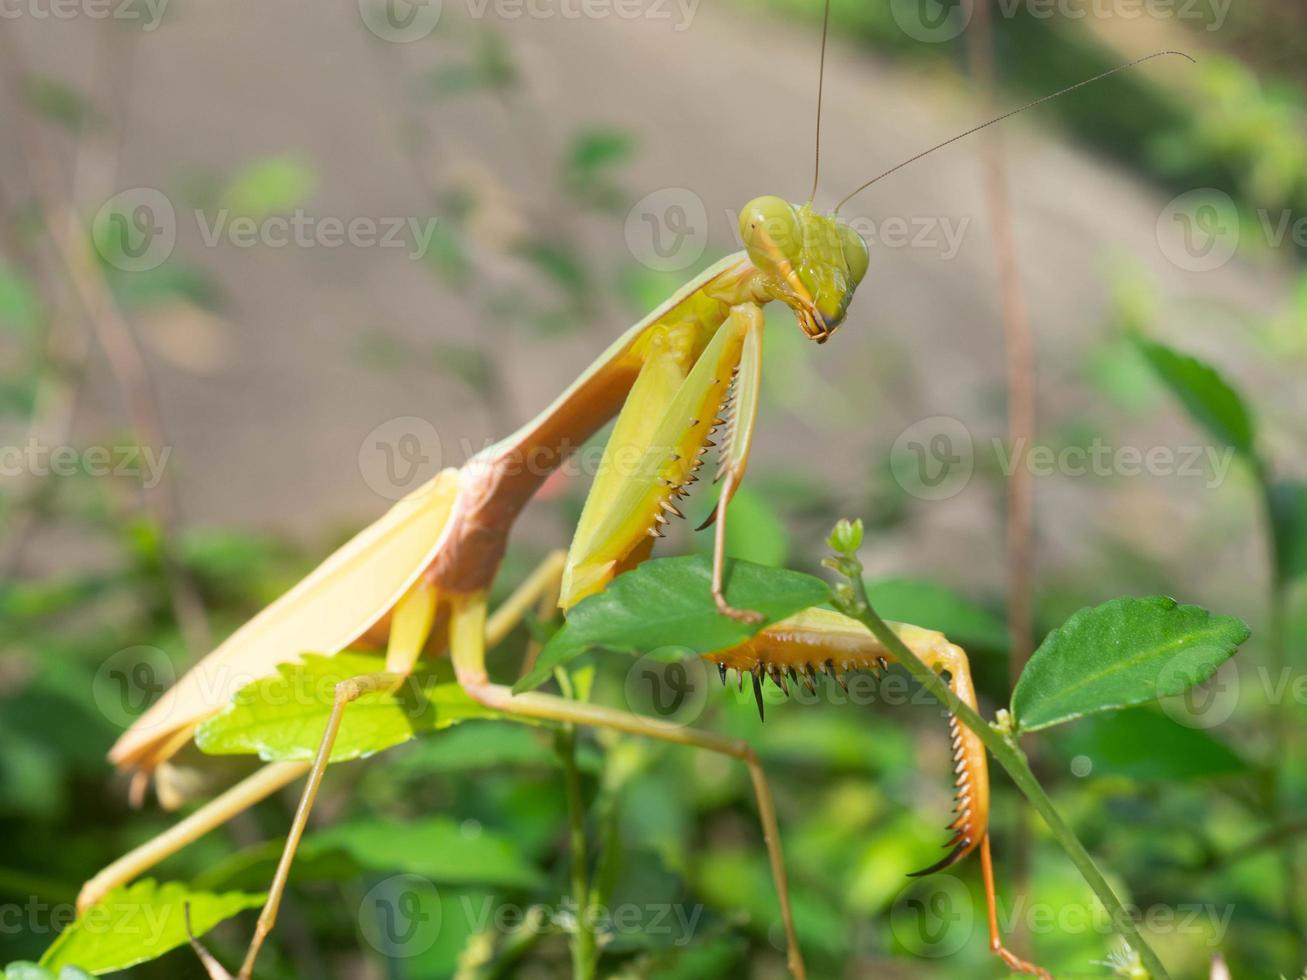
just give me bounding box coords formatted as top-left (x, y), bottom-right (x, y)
top-left (708, 608), bottom-right (1049, 980)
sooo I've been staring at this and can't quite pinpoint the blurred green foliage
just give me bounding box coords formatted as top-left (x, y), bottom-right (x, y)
top-left (2, 5), bottom-right (1306, 979)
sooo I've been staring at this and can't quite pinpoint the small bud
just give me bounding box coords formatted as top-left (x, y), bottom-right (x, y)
top-left (832, 582), bottom-right (857, 613)
top-left (827, 518), bottom-right (864, 556)
top-left (992, 708), bottom-right (1015, 737)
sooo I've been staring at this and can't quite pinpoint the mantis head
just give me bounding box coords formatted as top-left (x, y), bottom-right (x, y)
top-left (739, 196), bottom-right (868, 344)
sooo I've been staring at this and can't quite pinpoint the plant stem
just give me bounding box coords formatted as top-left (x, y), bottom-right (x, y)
top-left (826, 547), bottom-right (1173, 980)
top-left (1257, 477), bottom-right (1306, 959)
top-left (554, 671), bottom-right (597, 980)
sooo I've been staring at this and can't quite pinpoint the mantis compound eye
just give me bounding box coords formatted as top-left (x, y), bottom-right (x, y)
top-left (739, 195), bottom-right (802, 272)
top-left (838, 221), bottom-right (869, 287)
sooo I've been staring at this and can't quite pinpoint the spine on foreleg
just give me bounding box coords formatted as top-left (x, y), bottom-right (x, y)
top-left (704, 609), bottom-right (990, 874)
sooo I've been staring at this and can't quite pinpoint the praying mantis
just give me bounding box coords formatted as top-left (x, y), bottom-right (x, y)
top-left (70, 14), bottom-right (1190, 977)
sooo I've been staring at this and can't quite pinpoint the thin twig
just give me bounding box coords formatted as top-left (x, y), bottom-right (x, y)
top-left (965, 3), bottom-right (1038, 953)
top-left (966, 0), bottom-right (1036, 714)
top-left (0, 24), bottom-right (210, 653)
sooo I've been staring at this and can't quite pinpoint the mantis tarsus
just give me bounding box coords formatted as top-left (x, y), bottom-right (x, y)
top-left (74, 16), bottom-right (1192, 977)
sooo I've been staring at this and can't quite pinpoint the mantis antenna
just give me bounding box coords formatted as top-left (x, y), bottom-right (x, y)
top-left (834, 49), bottom-right (1195, 212)
top-left (808, 0), bottom-right (832, 203)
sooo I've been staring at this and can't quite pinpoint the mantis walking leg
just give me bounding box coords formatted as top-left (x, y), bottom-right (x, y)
top-left (189, 576), bottom-right (439, 980)
top-left (448, 593), bottom-right (807, 980)
top-left (77, 762), bottom-right (310, 912)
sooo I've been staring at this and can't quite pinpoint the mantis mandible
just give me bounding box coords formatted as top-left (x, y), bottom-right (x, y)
top-left (74, 15), bottom-right (1189, 976)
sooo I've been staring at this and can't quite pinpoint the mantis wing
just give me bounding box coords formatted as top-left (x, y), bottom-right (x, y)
top-left (110, 468), bottom-right (463, 771)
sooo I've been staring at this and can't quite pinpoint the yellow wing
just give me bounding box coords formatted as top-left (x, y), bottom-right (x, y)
top-left (109, 468), bottom-right (463, 771)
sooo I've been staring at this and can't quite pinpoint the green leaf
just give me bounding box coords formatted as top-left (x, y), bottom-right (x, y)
top-left (425, 32), bottom-right (515, 95)
top-left (39, 880), bottom-right (264, 975)
top-left (1011, 596), bottom-right (1250, 733)
top-left (514, 557), bottom-right (829, 694)
top-left (4, 964), bottom-right (93, 980)
top-left (693, 486), bottom-right (789, 567)
top-left (516, 239), bottom-right (589, 303)
top-left (24, 77), bottom-right (95, 130)
top-left (195, 651), bottom-right (500, 762)
top-left (1057, 707), bottom-right (1249, 780)
top-left (1134, 337), bottom-right (1256, 459)
top-left (312, 816), bottom-right (545, 890)
top-left (865, 578), bottom-right (1008, 653)
top-left (0, 265), bottom-right (40, 335)
top-left (219, 155), bottom-right (317, 220)
top-left (565, 127), bottom-right (634, 178)
top-left (1270, 480), bottom-right (1307, 585)
top-left (389, 720), bottom-right (600, 774)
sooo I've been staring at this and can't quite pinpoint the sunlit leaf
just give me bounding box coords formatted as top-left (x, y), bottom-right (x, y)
top-left (1011, 596), bottom-right (1250, 733)
top-left (40, 880), bottom-right (263, 975)
top-left (219, 155), bottom-right (317, 221)
top-left (514, 557), bottom-right (829, 693)
top-left (4, 963), bottom-right (93, 980)
top-left (195, 651), bottom-right (500, 762)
